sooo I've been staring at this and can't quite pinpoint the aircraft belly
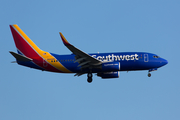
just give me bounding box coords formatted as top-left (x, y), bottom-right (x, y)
top-left (120, 61), bottom-right (141, 71)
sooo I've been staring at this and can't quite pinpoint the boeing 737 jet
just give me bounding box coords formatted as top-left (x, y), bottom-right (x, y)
top-left (9, 25), bottom-right (168, 83)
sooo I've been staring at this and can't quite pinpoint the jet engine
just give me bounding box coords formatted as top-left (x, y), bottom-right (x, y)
top-left (97, 71), bottom-right (119, 79)
top-left (101, 62), bottom-right (120, 72)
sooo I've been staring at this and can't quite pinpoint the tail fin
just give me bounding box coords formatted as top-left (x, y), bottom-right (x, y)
top-left (9, 24), bottom-right (43, 59)
top-left (9, 25), bottom-right (72, 73)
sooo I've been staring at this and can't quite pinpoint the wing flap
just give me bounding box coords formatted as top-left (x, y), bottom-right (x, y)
top-left (74, 57), bottom-right (86, 63)
top-left (77, 61), bottom-right (91, 67)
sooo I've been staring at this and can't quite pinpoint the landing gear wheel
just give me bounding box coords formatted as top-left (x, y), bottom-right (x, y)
top-left (87, 73), bottom-right (93, 83)
top-left (148, 73), bottom-right (151, 77)
top-left (87, 77), bottom-right (92, 83)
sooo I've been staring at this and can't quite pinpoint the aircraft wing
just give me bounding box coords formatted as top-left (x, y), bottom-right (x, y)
top-left (59, 32), bottom-right (102, 74)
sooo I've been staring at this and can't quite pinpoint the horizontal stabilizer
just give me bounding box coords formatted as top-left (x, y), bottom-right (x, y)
top-left (9, 51), bottom-right (32, 62)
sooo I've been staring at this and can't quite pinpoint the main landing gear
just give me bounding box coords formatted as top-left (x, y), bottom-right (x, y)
top-left (87, 73), bottom-right (93, 83)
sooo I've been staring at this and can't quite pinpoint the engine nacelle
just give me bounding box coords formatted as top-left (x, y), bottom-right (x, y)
top-left (97, 72), bottom-right (119, 79)
top-left (101, 62), bottom-right (120, 72)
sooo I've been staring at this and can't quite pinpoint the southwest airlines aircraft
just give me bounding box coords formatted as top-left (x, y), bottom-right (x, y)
top-left (9, 25), bottom-right (168, 83)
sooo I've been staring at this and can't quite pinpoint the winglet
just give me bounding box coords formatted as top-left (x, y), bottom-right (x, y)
top-left (59, 32), bottom-right (71, 46)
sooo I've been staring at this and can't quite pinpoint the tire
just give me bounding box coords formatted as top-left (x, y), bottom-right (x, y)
top-left (148, 73), bottom-right (151, 77)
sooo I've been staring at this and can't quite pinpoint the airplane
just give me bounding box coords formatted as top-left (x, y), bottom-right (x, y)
top-left (9, 24), bottom-right (168, 83)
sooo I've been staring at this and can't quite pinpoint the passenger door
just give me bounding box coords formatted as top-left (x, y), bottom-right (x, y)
top-left (144, 54), bottom-right (148, 62)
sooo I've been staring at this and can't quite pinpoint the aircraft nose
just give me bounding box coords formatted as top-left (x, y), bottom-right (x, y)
top-left (161, 58), bottom-right (168, 66)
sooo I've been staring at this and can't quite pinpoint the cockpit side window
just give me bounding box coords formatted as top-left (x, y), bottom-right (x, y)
top-left (153, 56), bottom-right (160, 58)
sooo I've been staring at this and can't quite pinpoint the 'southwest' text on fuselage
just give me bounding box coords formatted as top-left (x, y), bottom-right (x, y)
top-left (92, 54), bottom-right (139, 61)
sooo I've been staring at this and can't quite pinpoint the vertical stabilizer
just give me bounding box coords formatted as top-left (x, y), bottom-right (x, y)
top-left (9, 24), bottom-right (43, 59)
top-left (9, 25), bottom-right (72, 73)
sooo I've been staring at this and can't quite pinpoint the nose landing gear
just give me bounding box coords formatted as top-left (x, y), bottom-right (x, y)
top-left (148, 68), bottom-right (157, 77)
top-left (148, 72), bottom-right (151, 77)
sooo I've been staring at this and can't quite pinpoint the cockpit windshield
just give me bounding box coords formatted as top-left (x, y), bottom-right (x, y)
top-left (153, 56), bottom-right (160, 58)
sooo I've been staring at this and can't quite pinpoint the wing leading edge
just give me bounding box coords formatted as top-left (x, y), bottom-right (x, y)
top-left (59, 32), bottom-right (102, 75)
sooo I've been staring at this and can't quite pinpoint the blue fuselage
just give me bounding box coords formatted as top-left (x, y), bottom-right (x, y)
top-left (49, 52), bottom-right (168, 73)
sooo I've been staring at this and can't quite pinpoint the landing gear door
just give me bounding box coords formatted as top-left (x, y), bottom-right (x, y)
top-left (144, 54), bottom-right (148, 62)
